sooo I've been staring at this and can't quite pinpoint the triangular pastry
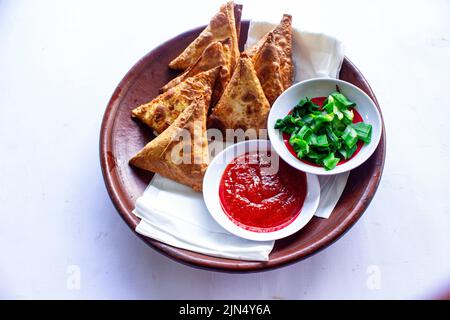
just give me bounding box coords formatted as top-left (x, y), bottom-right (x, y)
top-left (161, 39), bottom-right (233, 105)
top-left (131, 67), bottom-right (219, 134)
top-left (168, 2), bottom-right (241, 72)
top-left (251, 33), bottom-right (285, 105)
top-left (247, 14), bottom-right (293, 93)
top-left (208, 55), bottom-right (270, 133)
top-left (129, 98), bottom-right (209, 191)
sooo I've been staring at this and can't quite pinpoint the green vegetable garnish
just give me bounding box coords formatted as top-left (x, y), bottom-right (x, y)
top-left (342, 125), bottom-right (358, 149)
top-left (275, 91), bottom-right (372, 170)
top-left (323, 153), bottom-right (340, 170)
top-left (352, 122), bottom-right (372, 143)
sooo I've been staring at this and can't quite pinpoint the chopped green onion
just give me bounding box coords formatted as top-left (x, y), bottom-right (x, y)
top-left (352, 122), bottom-right (372, 143)
top-left (342, 109), bottom-right (354, 123)
top-left (297, 126), bottom-right (312, 140)
top-left (331, 92), bottom-right (356, 109)
top-left (342, 125), bottom-right (358, 148)
top-left (312, 134), bottom-right (329, 148)
top-left (273, 91), bottom-right (372, 170)
top-left (323, 153), bottom-right (340, 170)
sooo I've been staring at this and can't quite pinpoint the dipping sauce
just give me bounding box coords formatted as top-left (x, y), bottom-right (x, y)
top-left (219, 151), bottom-right (307, 232)
top-left (282, 96), bottom-right (364, 167)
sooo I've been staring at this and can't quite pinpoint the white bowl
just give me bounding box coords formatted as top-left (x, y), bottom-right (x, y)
top-left (268, 78), bottom-right (382, 175)
top-left (203, 139), bottom-right (320, 241)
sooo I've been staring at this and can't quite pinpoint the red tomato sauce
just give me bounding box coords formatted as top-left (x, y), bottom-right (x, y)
top-left (219, 151), bottom-right (307, 233)
top-left (282, 96), bottom-right (364, 167)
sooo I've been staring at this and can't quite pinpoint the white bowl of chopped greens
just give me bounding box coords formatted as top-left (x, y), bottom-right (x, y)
top-left (268, 78), bottom-right (382, 175)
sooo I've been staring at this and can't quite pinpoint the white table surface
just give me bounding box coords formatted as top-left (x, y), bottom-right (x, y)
top-left (1, 0), bottom-right (450, 299)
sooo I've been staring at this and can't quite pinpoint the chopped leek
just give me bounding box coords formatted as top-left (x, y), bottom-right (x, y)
top-left (274, 90), bottom-right (372, 170)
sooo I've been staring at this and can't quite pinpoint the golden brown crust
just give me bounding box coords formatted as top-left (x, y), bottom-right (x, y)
top-left (208, 55), bottom-right (270, 134)
top-left (246, 14), bottom-right (293, 90)
top-left (273, 14), bottom-right (293, 89)
top-left (131, 67), bottom-right (219, 134)
top-left (161, 39), bottom-right (233, 106)
top-left (168, 2), bottom-right (240, 73)
top-left (251, 33), bottom-right (284, 105)
top-left (129, 99), bottom-right (209, 191)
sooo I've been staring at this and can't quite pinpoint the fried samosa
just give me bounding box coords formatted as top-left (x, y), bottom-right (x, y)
top-left (208, 55), bottom-right (270, 133)
top-left (168, 2), bottom-right (241, 72)
top-left (161, 39), bottom-right (233, 105)
top-left (129, 98), bottom-right (209, 191)
top-left (131, 67), bottom-right (219, 134)
top-left (251, 33), bottom-right (285, 105)
top-left (246, 14), bottom-right (293, 90)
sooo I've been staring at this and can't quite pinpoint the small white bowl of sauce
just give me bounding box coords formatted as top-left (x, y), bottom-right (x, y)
top-left (203, 139), bottom-right (320, 241)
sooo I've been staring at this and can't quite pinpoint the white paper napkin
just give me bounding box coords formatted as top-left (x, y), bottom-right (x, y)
top-left (133, 21), bottom-right (347, 261)
top-left (134, 174), bottom-right (273, 261)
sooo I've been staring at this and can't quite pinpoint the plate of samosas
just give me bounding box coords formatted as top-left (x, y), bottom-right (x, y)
top-left (100, 1), bottom-right (386, 271)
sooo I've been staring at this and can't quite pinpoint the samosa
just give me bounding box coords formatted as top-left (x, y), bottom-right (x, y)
top-left (246, 14), bottom-right (293, 90)
top-left (161, 39), bottom-right (233, 105)
top-left (251, 33), bottom-right (285, 105)
top-left (208, 55), bottom-right (270, 133)
top-left (131, 67), bottom-right (219, 134)
top-left (129, 98), bottom-right (209, 191)
top-left (168, 2), bottom-right (241, 72)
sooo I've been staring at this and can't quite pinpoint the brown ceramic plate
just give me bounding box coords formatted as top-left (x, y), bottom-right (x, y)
top-left (100, 21), bottom-right (386, 272)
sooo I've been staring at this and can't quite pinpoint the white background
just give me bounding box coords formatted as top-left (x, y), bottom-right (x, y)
top-left (1, 0), bottom-right (449, 299)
